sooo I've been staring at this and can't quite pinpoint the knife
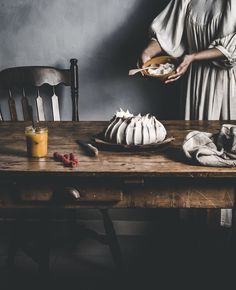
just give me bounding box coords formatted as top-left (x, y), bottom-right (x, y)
top-left (76, 139), bottom-right (99, 157)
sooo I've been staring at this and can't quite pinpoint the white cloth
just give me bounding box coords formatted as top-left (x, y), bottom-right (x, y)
top-left (150, 0), bottom-right (236, 227)
top-left (150, 0), bottom-right (236, 120)
top-left (183, 124), bottom-right (236, 227)
top-left (221, 208), bottom-right (232, 228)
top-left (183, 124), bottom-right (236, 167)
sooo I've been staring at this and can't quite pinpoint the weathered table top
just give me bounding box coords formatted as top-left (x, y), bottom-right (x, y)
top-left (0, 121), bottom-right (236, 209)
top-left (0, 120), bottom-right (236, 178)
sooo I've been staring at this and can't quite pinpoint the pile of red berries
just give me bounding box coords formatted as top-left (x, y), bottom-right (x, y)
top-left (53, 152), bottom-right (79, 168)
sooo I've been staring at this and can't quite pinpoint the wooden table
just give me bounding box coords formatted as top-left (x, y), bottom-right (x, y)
top-left (0, 121), bottom-right (236, 209)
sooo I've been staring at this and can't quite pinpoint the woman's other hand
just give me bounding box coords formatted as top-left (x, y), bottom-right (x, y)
top-left (165, 54), bottom-right (196, 84)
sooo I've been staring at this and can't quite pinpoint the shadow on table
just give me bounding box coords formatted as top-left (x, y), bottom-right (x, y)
top-left (163, 146), bottom-right (187, 163)
top-left (0, 146), bottom-right (27, 157)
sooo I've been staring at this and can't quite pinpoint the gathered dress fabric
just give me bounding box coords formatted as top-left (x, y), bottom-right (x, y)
top-left (150, 0), bottom-right (236, 120)
top-left (150, 0), bottom-right (236, 227)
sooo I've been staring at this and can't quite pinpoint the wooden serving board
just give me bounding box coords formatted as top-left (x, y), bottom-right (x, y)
top-left (92, 134), bottom-right (175, 152)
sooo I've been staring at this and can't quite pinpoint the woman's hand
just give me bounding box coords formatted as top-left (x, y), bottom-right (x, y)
top-left (165, 54), bottom-right (196, 84)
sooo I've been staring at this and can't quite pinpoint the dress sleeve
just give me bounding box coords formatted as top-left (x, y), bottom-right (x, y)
top-left (149, 0), bottom-right (189, 58)
top-left (209, 33), bottom-right (236, 69)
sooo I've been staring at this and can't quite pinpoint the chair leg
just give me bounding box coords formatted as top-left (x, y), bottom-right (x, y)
top-left (6, 210), bottom-right (51, 282)
top-left (6, 219), bottom-right (20, 269)
top-left (100, 209), bottom-right (122, 269)
top-left (38, 211), bottom-right (51, 280)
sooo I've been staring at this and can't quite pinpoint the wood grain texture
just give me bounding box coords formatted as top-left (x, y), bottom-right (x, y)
top-left (0, 121), bottom-right (236, 209)
top-left (0, 179), bottom-right (234, 209)
top-left (18, 183), bottom-right (123, 203)
top-left (0, 121), bottom-right (236, 177)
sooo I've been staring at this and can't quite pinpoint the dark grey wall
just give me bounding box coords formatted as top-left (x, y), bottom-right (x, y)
top-left (0, 0), bottom-right (181, 120)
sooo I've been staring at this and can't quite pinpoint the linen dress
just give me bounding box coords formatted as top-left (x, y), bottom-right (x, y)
top-left (150, 0), bottom-right (236, 227)
top-left (150, 0), bottom-right (236, 120)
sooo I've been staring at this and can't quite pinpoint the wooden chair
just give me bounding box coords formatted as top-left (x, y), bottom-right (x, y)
top-left (0, 59), bottom-right (79, 122)
top-left (0, 59), bottom-right (122, 276)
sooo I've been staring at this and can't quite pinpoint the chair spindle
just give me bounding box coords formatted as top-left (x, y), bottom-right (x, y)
top-left (36, 88), bottom-right (45, 121)
top-left (21, 88), bottom-right (31, 121)
top-left (51, 86), bottom-right (60, 121)
top-left (8, 89), bottom-right (17, 121)
top-left (70, 59), bottom-right (79, 121)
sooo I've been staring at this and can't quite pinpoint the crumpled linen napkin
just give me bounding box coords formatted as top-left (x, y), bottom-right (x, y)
top-left (182, 124), bottom-right (236, 228)
top-left (183, 124), bottom-right (236, 167)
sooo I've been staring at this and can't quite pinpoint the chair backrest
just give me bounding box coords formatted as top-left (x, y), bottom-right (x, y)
top-left (0, 58), bottom-right (79, 121)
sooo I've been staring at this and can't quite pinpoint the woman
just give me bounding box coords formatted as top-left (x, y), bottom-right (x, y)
top-left (141, 0), bottom-right (236, 120)
top-left (140, 0), bottom-right (236, 227)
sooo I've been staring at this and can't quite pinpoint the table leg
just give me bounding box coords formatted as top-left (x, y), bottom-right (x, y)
top-left (6, 217), bottom-right (21, 269)
top-left (100, 209), bottom-right (122, 270)
top-left (38, 210), bottom-right (51, 281)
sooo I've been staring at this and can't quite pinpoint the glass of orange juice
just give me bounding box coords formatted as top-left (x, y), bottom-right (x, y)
top-left (25, 126), bottom-right (48, 158)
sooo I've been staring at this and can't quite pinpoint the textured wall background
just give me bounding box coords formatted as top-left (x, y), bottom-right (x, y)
top-left (0, 0), bottom-right (181, 121)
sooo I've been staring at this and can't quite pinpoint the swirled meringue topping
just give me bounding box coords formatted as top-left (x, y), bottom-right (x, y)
top-left (104, 109), bottom-right (167, 145)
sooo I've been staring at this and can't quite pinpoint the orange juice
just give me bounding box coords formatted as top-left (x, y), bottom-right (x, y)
top-left (25, 126), bottom-right (48, 158)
